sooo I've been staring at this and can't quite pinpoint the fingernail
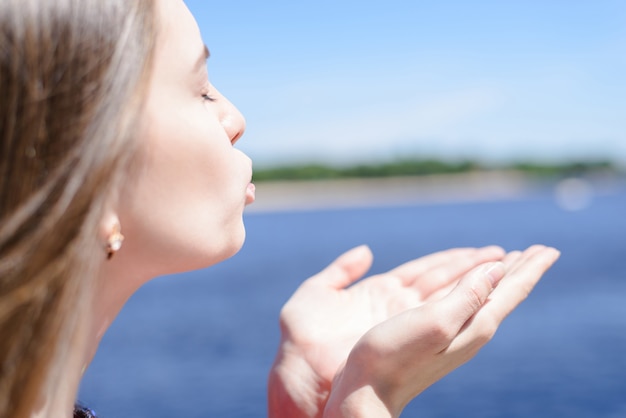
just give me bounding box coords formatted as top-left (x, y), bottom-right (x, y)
top-left (482, 245), bottom-right (506, 257)
top-left (342, 245), bottom-right (370, 263)
top-left (547, 247), bottom-right (561, 261)
top-left (485, 262), bottom-right (505, 288)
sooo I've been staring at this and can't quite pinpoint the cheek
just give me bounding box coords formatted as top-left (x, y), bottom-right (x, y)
top-left (118, 113), bottom-right (247, 275)
top-left (127, 208), bottom-right (245, 272)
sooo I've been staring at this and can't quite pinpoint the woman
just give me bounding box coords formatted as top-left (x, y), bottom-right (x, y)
top-left (0, 0), bottom-right (559, 417)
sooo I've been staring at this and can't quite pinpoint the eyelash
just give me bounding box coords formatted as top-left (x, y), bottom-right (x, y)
top-left (202, 94), bottom-right (216, 102)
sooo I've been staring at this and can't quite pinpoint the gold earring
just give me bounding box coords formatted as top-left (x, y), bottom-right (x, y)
top-left (106, 224), bottom-right (124, 260)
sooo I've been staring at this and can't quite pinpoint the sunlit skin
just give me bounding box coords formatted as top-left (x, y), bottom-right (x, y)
top-left (118, 0), bottom-right (252, 278)
top-left (268, 244), bottom-right (559, 417)
top-left (88, 0), bottom-right (252, 369)
top-left (74, 1), bottom-right (560, 418)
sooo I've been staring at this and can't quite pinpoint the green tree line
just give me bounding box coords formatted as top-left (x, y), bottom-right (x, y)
top-left (252, 159), bottom-right (620, 182)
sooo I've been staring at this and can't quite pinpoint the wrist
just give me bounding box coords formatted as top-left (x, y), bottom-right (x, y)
top-left (324, 384), bottom-right (393, 418)
top-left (268, 341), bottom-right (329, 418)
top-left (323, 352), bottom-right (403, 418)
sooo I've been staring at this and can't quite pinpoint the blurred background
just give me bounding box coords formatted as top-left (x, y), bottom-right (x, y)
top-left (80, 1), bottom-right (626, 417)
top-left (189, 0), bottom-right (625, 168)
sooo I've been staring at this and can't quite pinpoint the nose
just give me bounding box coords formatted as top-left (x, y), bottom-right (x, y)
top-left (214, 86), bottom-right (246, 145)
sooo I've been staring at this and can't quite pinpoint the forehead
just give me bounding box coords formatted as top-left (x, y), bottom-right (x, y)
top-left (155, 0), bottom-right (203, 68)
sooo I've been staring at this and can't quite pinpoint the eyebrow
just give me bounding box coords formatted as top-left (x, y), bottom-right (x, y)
top-left (194, 44), bottom-right (210, 74)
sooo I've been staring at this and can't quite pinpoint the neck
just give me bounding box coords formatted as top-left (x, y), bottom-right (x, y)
top-left (83, 263), bottom-right (147, 372)
top-left (33, 317), bottom-right (90, 418)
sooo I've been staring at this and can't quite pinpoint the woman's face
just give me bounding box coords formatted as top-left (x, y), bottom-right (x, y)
top-left (117, 0), bottom-right (254, 276)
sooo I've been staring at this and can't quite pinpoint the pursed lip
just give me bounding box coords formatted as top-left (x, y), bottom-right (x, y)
top-left (244, 157), bottom-right (255, 205)
top-left (245, 182), bottom-right (256, 205)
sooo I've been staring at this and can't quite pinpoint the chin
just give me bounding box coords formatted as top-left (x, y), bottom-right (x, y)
top-left (217, 228), bottom-right (247, 263)
top-left (196, 223), bottom-right (247, 270)
top-left (163, 220), bottom-right (247, 274)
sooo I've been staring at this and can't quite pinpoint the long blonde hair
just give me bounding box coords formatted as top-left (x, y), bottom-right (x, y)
top-left (0, 0), bottom-right (157, 416)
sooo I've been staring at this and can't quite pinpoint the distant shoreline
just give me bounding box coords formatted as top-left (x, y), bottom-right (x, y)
top-left (247, 171), bottom-right (534, 212)
top-left (246, 171), bottom-right (625, 213)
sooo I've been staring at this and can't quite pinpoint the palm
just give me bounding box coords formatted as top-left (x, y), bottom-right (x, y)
top-left (278, 245), bottom-right (505, 385)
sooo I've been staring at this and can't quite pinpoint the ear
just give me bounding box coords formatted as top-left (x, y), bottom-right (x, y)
top-left (100, 212), bottom-right (124, 260)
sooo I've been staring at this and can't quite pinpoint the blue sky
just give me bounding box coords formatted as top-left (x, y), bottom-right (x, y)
top-left (185, 0), bottom-right (626, 167)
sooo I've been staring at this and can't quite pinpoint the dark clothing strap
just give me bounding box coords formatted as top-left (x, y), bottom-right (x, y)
top-left (74, 404), bottom-right (97, 418)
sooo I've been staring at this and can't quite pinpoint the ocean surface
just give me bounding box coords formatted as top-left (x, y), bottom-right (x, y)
top-left (80, 182), bottom-right (626, 417)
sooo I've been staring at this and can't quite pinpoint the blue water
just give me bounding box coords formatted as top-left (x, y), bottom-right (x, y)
top-left (80, 186), bottom-right (626, 417)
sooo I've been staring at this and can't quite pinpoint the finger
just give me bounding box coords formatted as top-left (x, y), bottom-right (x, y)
top-left (408, 247), bottom-right (505, 299)
top-left (504, 245), bottom-right (550, 275)
top-left (448, 246), bottom-right (560, 352)
top-left (419, 261), bottom-right (505, 352)
top-left (388, 246), bottom-right (505, 288)
top-left (311, 245), bottom-right (374, 289)
top-left (502, 250), bottom-right (522, 267)
top-left (439, 261), bottom-right (505, 324)
top-left (485, 246), bottom-right (560, 323)
top-left (422, 251), bottom-right (522, 301)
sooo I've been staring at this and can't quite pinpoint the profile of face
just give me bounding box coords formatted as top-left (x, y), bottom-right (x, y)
top-left (114, 0), bottom-right (253, 278)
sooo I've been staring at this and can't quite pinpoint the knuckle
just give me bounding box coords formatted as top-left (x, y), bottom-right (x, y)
top-left (277, 307), bottom-right (291, 330)
top-left (519, 282), bottom-right (534, 300)
top-left (426, 316), bottom-right (457, 345)
top-left (475, 316), bottom-right (498, 345)
top-left (465, 286), bottom-right (485, 313)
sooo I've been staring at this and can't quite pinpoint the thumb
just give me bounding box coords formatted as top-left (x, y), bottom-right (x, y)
top-left (437, 261), bottom-right (505, 330)
top-left (314, 245), bottom-right (374, 289)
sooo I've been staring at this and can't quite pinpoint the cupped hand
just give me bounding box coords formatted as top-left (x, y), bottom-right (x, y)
top-left (268, 245), bottom-right (506, 417)
top-left (323, 245), bottom-right (560, 418)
